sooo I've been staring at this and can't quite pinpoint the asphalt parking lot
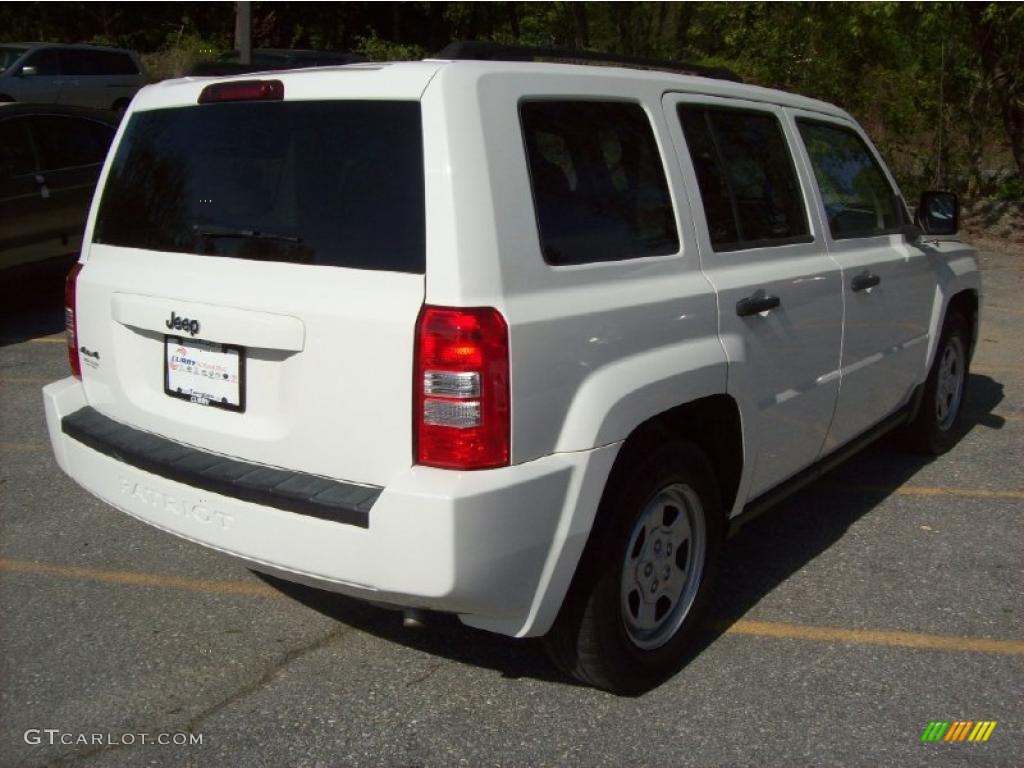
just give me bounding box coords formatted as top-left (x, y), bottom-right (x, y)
top-left (1, 249), bottom-right (1022, 768)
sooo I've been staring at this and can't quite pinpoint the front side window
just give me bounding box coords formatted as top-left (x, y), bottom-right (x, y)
top-left (678, 105), bottom-right (810, 251)
top-left (0, 46), bottom-right (29, 73)
top-left (22, 48), bottom-right (59, 76)
top-left (521, 100), bottom-right (679, 266)
top-left (797, 119), bottom-right (903, 239)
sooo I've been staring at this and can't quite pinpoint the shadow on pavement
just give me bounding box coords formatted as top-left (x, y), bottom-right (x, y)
top-left (258, 375), bottom-right (1004, 693)
top-left (0, 257), bottom-right (73, 346)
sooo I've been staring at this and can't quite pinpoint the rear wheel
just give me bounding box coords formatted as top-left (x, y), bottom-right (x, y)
top-left (904, 312), bottom-right (970, 454)
top-left (544, 440), bottom-right (723, 694)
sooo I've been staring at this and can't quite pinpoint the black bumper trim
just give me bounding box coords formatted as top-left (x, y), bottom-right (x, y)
top-left (62, 407), bottom-right (378, 528)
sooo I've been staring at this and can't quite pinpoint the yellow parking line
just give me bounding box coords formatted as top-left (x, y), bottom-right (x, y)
top-left (29, 336), bottom-right (65, 344)
top-left (0, 558), bottom-right (279, 598)
top-left (983, 305), bottom-right (1024, 316)
top-left (2, 557), bottom-right (1023, 657)
top-left (0, 441), bottom-right (47, 452)
top-left (818, 483), bottom-right (1024, 499)
top-left (973, 365), bottom-right (1024, 375)
top-left (0, 377), bottom-right (50, 385)
top-left (824, 484), bottom-right (1024, 500)
top-left (721, 620), bottom-right (1024, 656)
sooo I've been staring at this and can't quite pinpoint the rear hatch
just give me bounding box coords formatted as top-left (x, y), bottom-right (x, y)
top-left (73, 69), bottom-right (433, 487)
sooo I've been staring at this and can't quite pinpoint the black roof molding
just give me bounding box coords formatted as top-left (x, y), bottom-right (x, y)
top-left (435, 41), bottom-right (741, 83)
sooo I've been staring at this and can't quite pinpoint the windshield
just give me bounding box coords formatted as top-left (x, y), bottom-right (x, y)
top-left (0, 46), bottom-right (29, 73)
top-left (92, 100), bottom-right (426, 273)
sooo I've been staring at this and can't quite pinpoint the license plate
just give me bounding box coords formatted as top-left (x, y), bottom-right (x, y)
top-left (164, 336), bottom-right (245, 412)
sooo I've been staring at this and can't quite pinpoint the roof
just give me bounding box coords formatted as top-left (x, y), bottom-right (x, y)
top-left (138, 59), bottom-right (849, 122)
top-left (425, 59), bottom-right (849, 119)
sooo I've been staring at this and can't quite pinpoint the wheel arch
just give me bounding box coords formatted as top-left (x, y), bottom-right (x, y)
top-left (516, 392), bottom-right (745, 639)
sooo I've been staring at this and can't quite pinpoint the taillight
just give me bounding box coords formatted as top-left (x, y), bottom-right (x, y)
top-left (64, 263), bottom-right (83, 379)
top-left (198, 79), bottom-right (284, 104)
top-left (414, 306), bottom-right (510, 470)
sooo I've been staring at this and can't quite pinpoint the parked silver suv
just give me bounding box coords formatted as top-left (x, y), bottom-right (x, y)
top-left (0, 43), bottom-right (144, 112)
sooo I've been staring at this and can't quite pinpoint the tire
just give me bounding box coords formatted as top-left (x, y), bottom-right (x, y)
top-left (544, 439), bottom-right (723, 694)
top-left (904, 312), bottom-right (970, 455)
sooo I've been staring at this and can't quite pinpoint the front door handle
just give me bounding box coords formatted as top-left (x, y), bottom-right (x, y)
top-left (736, 291), bottom-right (781, 317)
top-left (851, 272), bottom-right (881, 292)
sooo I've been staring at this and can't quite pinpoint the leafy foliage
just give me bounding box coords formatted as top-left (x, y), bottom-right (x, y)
top-left (1, 1), bottom-right (1020, 195)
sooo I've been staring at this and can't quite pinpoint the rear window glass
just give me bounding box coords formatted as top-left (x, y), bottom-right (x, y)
top-left (93, 101), bottom-right (425, 274)
top-left (520, 100), bottom-right (678, 266)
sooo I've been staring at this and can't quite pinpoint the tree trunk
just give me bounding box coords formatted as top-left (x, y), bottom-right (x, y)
top-left (572, 3), bottom-right (589, 49)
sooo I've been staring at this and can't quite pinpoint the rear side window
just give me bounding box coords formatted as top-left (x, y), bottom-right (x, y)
top-left (0, 119), bottom-right (36, 177)
top-left (93, 101), bottom-right (426, 273)
top-left (31, 116), bottom-right (113, 170)
top-left (677, 106), bottom-right (810, 251)
top-left (520, 101), bottom-right (678, 266)
top-left (797, 119), bottom-right (903, 239)
top-left (61, 50), bottom-right (139, 76)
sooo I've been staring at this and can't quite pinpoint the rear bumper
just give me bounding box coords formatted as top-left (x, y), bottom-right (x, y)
top-left (43, 377), bottom-right (619, 637)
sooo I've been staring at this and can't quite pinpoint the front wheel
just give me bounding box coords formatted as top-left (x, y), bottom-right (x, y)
top-left (544, 440), bottom-right (723, 694)
top-left (904, 312), bottom-right (970, 454)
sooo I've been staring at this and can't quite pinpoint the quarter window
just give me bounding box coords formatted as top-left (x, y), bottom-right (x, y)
top-left (677, 106), bottom-right (810, 251)
top-left (797, 119), bottom-right (903, 239)
top-left (520, 101), bottom-right (679, 266)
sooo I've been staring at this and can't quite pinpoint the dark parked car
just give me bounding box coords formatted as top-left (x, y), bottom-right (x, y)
top-left (0, 103), bottom-right (117, 273)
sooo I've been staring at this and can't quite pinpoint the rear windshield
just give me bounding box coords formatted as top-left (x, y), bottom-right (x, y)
top-left (93, 100), bottom-right (425, 273)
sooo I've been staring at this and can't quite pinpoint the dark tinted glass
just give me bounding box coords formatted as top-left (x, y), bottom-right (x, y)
top-left (93, 101), bottom-right (426, 273)
top-left (0, 118), bottom-right (36, 177)
top-left (521, 101), bottom-right (678, 265)
top-left (23, 48), bottom-right (59, 76)
top-left (62, 50), bottom-right (138, 76)
top-left (678, 106), bottom-right (809, 250)
top-left (31, 116), bottom-right (113, 170)
top-left (797, 119), bottom-right (902, 239)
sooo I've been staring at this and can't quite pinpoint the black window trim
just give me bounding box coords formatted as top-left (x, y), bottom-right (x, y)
top-left (678, 102), bottom-right (815, 254)
top-left (518, 96), bottom-right (682, 268)
top-left (796, 116), bottom-right (907, 242)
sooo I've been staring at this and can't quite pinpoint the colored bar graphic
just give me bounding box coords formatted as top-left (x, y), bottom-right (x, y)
top-left (922, 721), bottom-right (996, 743)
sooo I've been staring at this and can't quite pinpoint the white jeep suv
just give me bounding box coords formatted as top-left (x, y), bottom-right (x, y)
top-left (43, 44), bottom-right (981, 693)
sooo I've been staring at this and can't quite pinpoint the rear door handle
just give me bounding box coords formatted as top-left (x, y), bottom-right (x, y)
top-left (851, 272), bottom-right (881, 292)
top-left (736, 291), bottom-right (781, 317)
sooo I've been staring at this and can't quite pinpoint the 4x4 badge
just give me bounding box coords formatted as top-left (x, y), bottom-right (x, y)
top-left (165, 311), bottom-right (200, 337)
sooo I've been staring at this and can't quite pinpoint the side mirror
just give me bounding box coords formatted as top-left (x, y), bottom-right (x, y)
top-left (17, 65), bottom-right (38, 77)
top-left (916, 190), bottom-right (959, 236)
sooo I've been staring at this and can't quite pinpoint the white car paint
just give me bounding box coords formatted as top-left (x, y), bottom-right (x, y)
top-left (43, 59), bottom-right (980, 638)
